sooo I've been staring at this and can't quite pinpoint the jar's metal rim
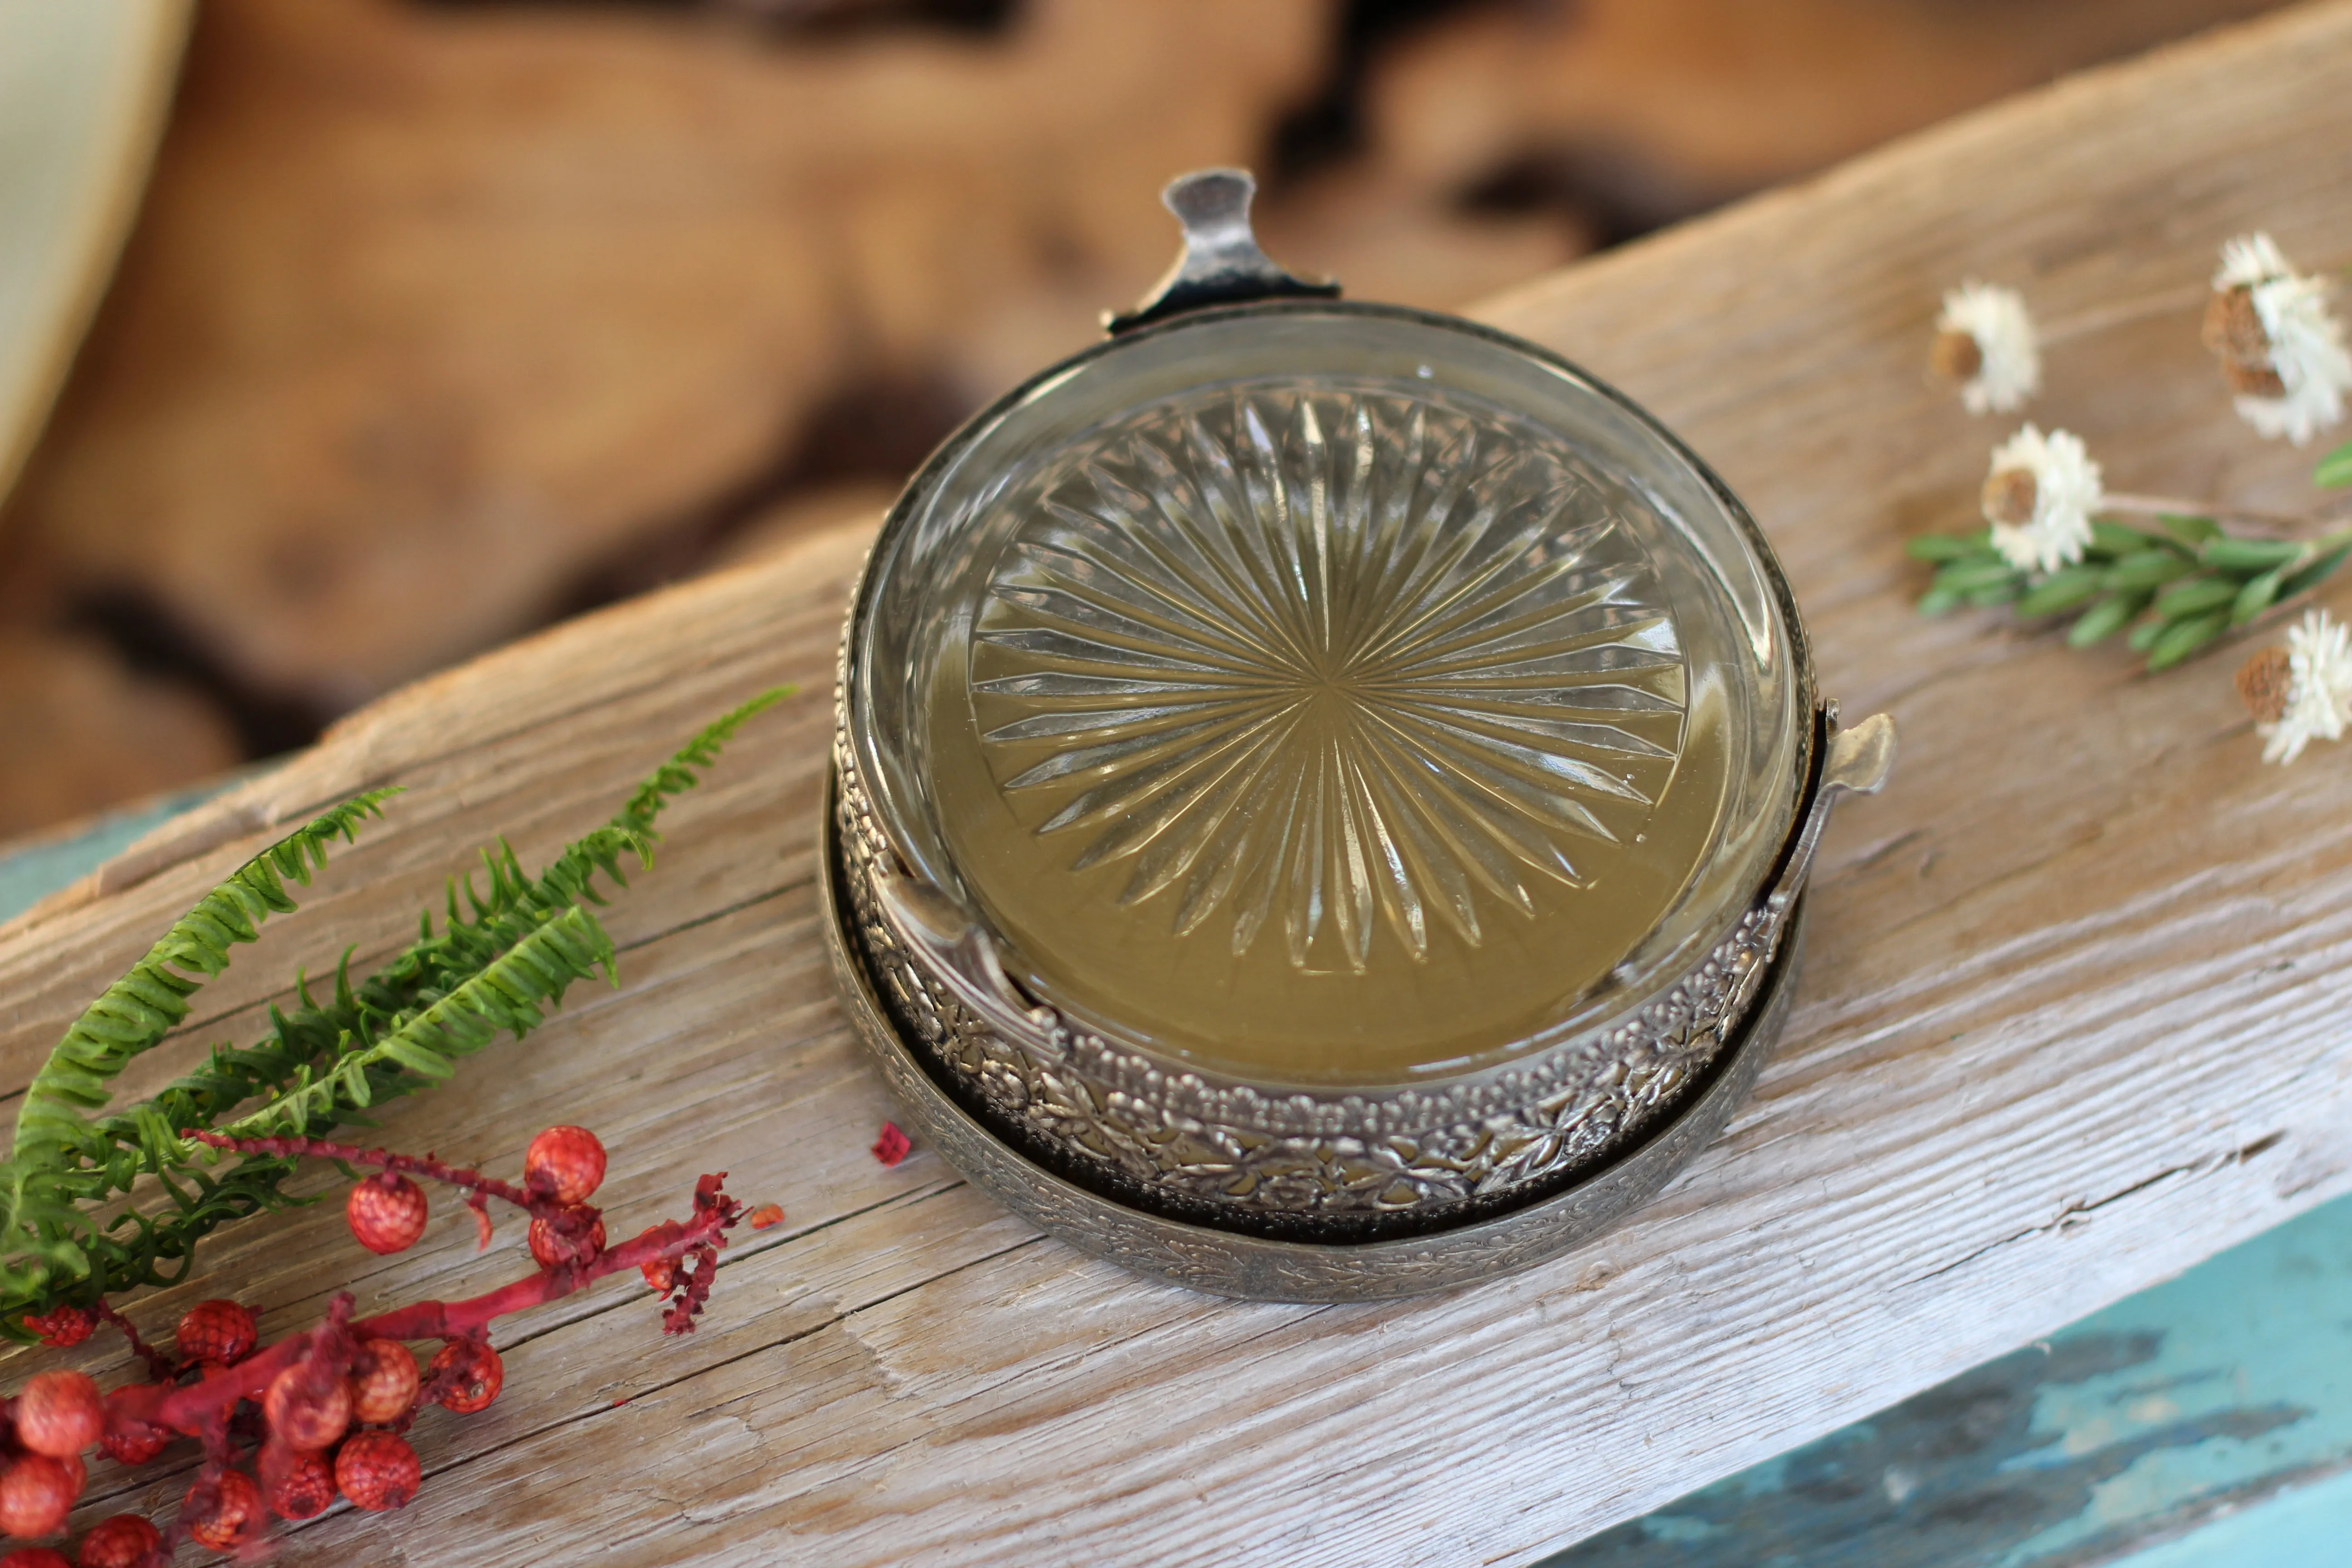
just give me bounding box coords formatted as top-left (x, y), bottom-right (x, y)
top-left (842, 296), bottom-right (1821, 1099)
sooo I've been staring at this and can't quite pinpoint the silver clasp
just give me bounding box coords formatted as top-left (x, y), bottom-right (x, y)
top-left (1766, 703), bottom-right (1897, 910)
top-left (1105, 168), bottom-right (1338, 334)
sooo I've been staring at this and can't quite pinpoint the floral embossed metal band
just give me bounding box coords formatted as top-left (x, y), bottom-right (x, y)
top-left (835, 707), bottom-right (1802, 1222)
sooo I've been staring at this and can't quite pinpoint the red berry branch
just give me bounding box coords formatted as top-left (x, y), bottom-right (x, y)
top-left (0, 1125), bottom-right (751, 1563)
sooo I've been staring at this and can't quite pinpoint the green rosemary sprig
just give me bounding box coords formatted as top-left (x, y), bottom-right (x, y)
top-left (0, 686), bottom-right (790, 1328)
top-left (1911, 442), bottom-right (2352, 671)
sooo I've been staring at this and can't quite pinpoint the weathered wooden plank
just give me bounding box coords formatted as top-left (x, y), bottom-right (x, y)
top-left (1544, 1193), bottom-right (2352, 1565)
top-left (6, 5), bottom-right (2352, 1563)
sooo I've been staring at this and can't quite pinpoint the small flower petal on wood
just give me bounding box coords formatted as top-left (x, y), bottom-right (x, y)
top-left (2210, 233), bottom-right (2352, 446)
top-left (2237, 645), bottom-right (2294, 723)
top-left (1982, 425), bottom-right (2102, 573)
top-left (871, 1122), bottom-right (912, 1167)
top-left (2256, 608), bottom-right (2352, 763)
top-left (1935, 281), bottom-right (2041, 414)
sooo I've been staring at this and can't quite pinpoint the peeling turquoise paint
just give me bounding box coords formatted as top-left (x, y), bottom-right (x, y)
top-left (2104, 1464), bottom-right (2352, 1566)
top-left (1544, 1193), bottom-right (2352, 1565)
top-left (0, 777), bottom-right (242, 924)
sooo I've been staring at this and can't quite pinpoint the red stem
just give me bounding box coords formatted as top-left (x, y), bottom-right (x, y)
top-left (93, 1298), bottom-right (174, 1383)
top-left (188, 1129), bottom-right (542, 1214)
top-left (104, 1195), bottom-right (735, 1438)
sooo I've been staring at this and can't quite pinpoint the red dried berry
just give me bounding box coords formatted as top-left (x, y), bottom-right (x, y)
top-left (346, 1173), bottom-right (430, 1255)
top-left (16, 1308), bottom-right (93, 1351)
top-left (96, 1398), bottom-right (172, 1467)
top-left (427, 1340), bottom-right (503, 1414)
top-left (0, 1455), bottom-right (81, 1539)
top-left (183, 1468), bottom-right (259, 1550)
top-left (871, 1122), bottom-right (911, 1166)
top-left (523, 1126), bottom-right (606, 1206)
top-left (263, 1363), bottom-right (352, 1452)
top-left (348, 1338), bottom-right (421, 1425)
top-left (334, 1432), bottom-right (420, 1512)
top-left (13, 1372), bottom-right (102, 1458)
top-left (1, 1548), bottom-right (69, 1568)
top-left (526, 1207), bottom-right (606, 1269)
top-left (267, 1447), bottom-right (338, 1520)
top-left (635, 1225), bottom-right (677, 1293)
top-left (174, 1299), bottom-right (256, 1365)
top-left (747, 1203), bottom-right (784, 1230)
top-left (70, 1514), bottom-right (158, 1568)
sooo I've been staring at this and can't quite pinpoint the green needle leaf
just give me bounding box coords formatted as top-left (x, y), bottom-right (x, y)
top-left (2147, 609), bottom-right (2230, 670)
top-left (2314, 440), bottom-right (2352, 488)
top-left (2107, 550), bottom-right (2197, 591)
top-left (2089, 521), bottom-right (2170, 558)
top-left (2278, 544), bottom-right (2352, 600)
top-left (2068, 590), bottom-right (2151, 647)
top-left (1935, 558), bottom-right (2025, 593)
top-left (2153, 577), bottom-right (2240, 620)
top-left (2015, 567), bottom-right (2106, 617)
top-left (2159, 513), bottom-right (2223, 546)
top-left (2200, 536), bottom-right (2310, 573)
top-left (2232, 567), bottom-right (2288, 626)
top-left (1905, 532), bottom-right (1988, 563)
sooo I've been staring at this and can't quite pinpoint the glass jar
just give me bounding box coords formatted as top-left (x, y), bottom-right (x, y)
top-left (823, 170), bottom-right (1893, 1299)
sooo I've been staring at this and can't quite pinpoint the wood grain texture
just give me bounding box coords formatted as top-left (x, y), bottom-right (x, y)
top-left (1552, 1196), bottom-right (2352, 1564)
top-left (8, 5), bottom-right (2352, 1561)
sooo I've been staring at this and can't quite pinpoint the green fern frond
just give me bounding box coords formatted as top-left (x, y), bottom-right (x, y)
top-left (11, 789), bottom-right (400, 1163)
top-left (617, 686), bottom-right (792, 838)
top-left (218, 903), bottom-right (616, 1139)
top-left (0, 688), bottom-right (791, 1323)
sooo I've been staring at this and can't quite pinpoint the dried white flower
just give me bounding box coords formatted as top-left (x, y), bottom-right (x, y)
top-left (2245, 609), bottom-right (2352, 764)
top-left (2215, 232), bottom-right (2294, 293)
top-left (1980, 425), bottom-right (2102, 573)
top-left (1933, 282), bottom-right (2041, 414)
top-left (2205, 233), bottom-right (2352, 446)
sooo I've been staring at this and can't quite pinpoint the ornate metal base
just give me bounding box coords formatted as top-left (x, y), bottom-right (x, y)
top-left (821, 776), bottom-right (1804, 1302)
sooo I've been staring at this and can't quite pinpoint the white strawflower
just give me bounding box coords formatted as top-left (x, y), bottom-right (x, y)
top-left (2244, 609), bottom-right (2352, 764)
top-left (2206, 233), bottom-right (2352, 446)
top-left (1980, 425), bottom-right (2102, 573)
top-left (1933, 282), bottom-right (2041, 414)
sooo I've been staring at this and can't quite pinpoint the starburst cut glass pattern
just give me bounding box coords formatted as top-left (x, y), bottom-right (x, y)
top-left (965, 382), bottom-right (1690, 976)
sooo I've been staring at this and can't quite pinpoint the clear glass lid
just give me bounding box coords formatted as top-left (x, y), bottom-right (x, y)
top-left (852, 304), bottom-right (1804, 1090)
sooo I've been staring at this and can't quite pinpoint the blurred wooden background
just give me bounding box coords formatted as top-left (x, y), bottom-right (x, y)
top-left (0, 0), bottom-right (2292, 839)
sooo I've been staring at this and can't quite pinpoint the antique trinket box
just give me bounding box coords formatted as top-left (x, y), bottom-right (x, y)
top-left (822, 169), bottom-right (1894, 1300)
